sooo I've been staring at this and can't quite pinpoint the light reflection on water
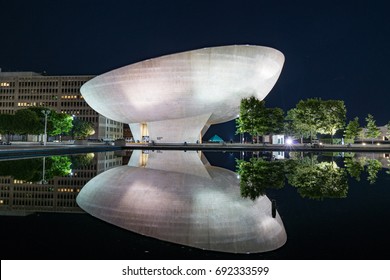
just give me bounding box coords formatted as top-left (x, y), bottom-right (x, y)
top-left (0, 150), bottom-right (389, 259)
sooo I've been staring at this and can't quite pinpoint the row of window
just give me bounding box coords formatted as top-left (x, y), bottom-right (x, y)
top-left (13, 193), bottom-right (54, 199)
top-left (18, 95), bottom-right (57, 100)
top-left (0, 109), bottom-right (14, 114)
top-left (17, 101), bottom-right (57, 107)
top-left (18, 80), bottom-right (87, 87)
top-left (18, 81), bottom-right (58, 87)
top-left (13, 185), bottom-right (53, 192)
top-left (60, 101), bottom-right (88, 108)
top-left (0, 96), bottom-right (13, 100)
top-left (0, 102), bottom-right (13, 107)
top-left (0, 82), bottom-right (13, 87)
top-left (0, 89), bottom-right (15, 94)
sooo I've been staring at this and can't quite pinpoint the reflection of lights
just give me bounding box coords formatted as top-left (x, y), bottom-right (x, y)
top-left (285, 138), bottom-right (293, 145)
top-left (362, 143), bottom-right (366, 146)
top-left (0, 200), bottom-right (3, 204)
top-left (237, 174), bottom-right (240, 179)
top-left (377, 143), bottom-right (381, 146)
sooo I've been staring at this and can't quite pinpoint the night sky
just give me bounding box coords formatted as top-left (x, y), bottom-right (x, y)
top-left (1, 0), bottom-right (389, 141)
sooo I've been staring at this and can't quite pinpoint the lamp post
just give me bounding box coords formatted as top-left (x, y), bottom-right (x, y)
top-left (42, 109), bottom-right (50, 146)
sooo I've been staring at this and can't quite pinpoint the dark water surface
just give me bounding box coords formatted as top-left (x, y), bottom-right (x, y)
top-left (0, 150), bottom-right (389, 259)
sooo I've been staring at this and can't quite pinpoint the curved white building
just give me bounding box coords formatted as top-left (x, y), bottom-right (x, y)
top-left (76, 151), bottom-right (287, 253)
top-left (80, 45), bottom-right (284, 142)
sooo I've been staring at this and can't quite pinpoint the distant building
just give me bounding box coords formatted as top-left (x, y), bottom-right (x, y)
top-left (0, 71), bottom-right (124, 141)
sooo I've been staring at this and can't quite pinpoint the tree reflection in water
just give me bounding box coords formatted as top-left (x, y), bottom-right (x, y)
top-left (0, 154), bottom-right (94, 182)
top-left (236, 157), bottom-right (285, 200)
top-left (344, 153), bottom-right (384, 184)
top-left (236, 152), bottom-right (387, 201)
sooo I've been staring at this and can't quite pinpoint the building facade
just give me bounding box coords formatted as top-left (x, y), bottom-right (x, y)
top-left (80, 45), bottom-right (285, 143)
top-left (0, 71), bottom-right (124, 141)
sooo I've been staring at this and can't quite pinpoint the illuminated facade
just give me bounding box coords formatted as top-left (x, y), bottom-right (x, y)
top-left (81, 45), bottom-right (284, 143)
top-left (0, 71), bottom-right (123, 140)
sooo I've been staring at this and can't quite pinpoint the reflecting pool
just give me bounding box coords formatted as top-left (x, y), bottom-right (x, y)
top-left (0, 150), bottom-right (389, 259)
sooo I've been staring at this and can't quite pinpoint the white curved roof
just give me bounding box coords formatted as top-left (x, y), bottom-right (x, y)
top-left (80, 45), bottom-right (284, 124)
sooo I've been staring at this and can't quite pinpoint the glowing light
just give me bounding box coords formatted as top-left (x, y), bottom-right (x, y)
top-left (362, 143), bottom-right (366, 146)
top-left (285, 138), bottom-right (293, 145)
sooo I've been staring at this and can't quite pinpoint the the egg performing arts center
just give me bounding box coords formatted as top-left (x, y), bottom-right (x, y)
top-left (80, 45), bottom-right (284, 143)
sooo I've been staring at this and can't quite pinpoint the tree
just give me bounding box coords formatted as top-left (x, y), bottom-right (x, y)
top-left (14, 109), bottom-right (41, 135)
top-left (366, 159), bottom-right (382, 184)
top-left (386, 121), bottom-right (390, 140)
top-left (236, 96), bottom-right (266, 141)
top-left (287, 159), bottom-right (348, 200)
top-left (236, 96), bottom-right (284, 142)
top-left (318, 100), bottom-right (346, 143)
top-left (344, 117), bottom-right (362, 143)
top-left (0, 158), bottom-right (43, 181)
top-left (27, 107), bottom-right (73, 138)
top-left (71, 118), bottom-right (95, 139)
top-left (288, 98), bottom-right (323, 143)
top-left (265, 107), bottom-right (285, 134)
top-left (365, 114), bottom-right (381, 144)
top-left (45, 156), bottom-right (72, 179)
top-left (236, 157), bottom-right (285, 200)
top-left (285, 108), bottom-right (313, 143)
top-left (49, 113), bottom-right (73, 138)
top-left (344, 154), bottom-right (364, 181)
top-left (0, 114), bottom-right (15, 143)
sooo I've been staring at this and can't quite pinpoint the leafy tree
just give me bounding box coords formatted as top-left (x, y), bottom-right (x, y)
top-left (0, 158), bottom-right (42, 181)
top-left (236, 96), bottom-right (265, 141)
top-left (365, 114), bottom-right (381, 144)
top-left (236, 157), bottom-right (285, 200)
top-left (287, 158), bottom-right (348, 200)
top-left (285, 109), bottom-right (313, 143)
top-left (265, 107), bottom-right (285, 134)
top-left (344, 117), bottom-right (362, 143)
top-left (344, 154), bottom-right (364, 181)
top-left (318, 100), bottom-right (346, 143)
top-left (14, 109), bottom-right (41, 135)
top-left (70, 153), bottom-right (95, 168)
top-left (287, 98), bottom-right (323, 143)
top-left (386, 121), bottom-right (390, 140)
top-left (71, 118), bottom-right (95, 139)
top-left (45, 156), bottom-right (72, 178)
top-left (27, 107), bottom-right (73, 138)
top-left (0, 114), bottom-right (15, 142)
top-left (49, 113), bottom-right (73, 137)
top-left (236, 97), bottom-right (284, 142)
top-left (287, 98), bottom-right (347, 143)
top-left (366, 159), bottom-right (382, 184)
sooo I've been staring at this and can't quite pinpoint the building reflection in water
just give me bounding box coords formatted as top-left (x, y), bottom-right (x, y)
top-left (76, 150), bottom-right (287, 254)
top-left (0, 152), bottom-right (123, 216)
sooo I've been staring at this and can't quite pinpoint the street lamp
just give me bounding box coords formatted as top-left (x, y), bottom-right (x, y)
top-left (41, 109), bottom-right (50, 146)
